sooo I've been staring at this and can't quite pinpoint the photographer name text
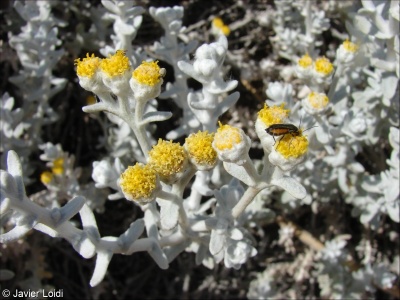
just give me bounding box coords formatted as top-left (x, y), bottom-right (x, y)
top-left (13, 289), bottom-right (63, 298)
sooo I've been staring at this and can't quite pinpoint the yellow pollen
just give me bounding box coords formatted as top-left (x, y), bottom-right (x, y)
top-left (40, 171), bottom-right (53, 185)
top-left (307, 91), bottom-right (329, 109)
top-left (119, 164), bottom-right (158, 200)
top-left (100, 50), bottom-right (130, 78)
top-left (51, 158), bottom-right (64, 175)
top-left (314, 57), bottom-right (334, 75)
top-left (214, 123), bottom-right (242, 150)
top-left (148, 139), bottom-right (187, 178)
top-left (343, 39), bottom-right (358, 53)
top-left (298, 54), bottom-right (313, 68)
top-left (275, 133), bottom-right (309, 158)
top-left (221, 25), bottom-right (231, 36)
top-left (213, 17), bottom-right (224, 28)
top-left (212, 17), bottom-right (230, 36)
top-left (185, 131), bottom-right (217, 166)
top-left (74, 53), bottom-right (100, 78)
top-left (258, 104), bottom-right (290, 127)
top-left (132, 61), bottom-right (163, 86)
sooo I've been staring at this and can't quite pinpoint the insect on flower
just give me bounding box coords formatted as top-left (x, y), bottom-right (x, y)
top-left (265, 123), bottom-right (316, 146)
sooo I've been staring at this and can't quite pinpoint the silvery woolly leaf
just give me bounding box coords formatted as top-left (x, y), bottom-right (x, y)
top-left (101, 0), bottom-right (119, 15)
top-left (0, 223), bottom-right (33, 243)
top-left (90, 250), bottom-right (113, 287)
top-left (158, 199), bottom-right (179, 230)
top-left (6, 151), bottom-right (26, 200)
top-left (272, 176), bottom-right (307, 200)
top-left (164, 240), bottom-right (190, 263)
top-left (222, 162), bottom-right (257, 187)
top-left (147, 238), bottom-right (169, 269)
top-left (209, 230), bottom-right (225, 255)
top-left (140, 111), bottom-right (172, 125)
top-left (177, 61), bottom-right (196, 79)
top-left (118, 219), bottom-right (145, 251)
top-left (0, 196), bottom-right (10, 214)
top-left (360, 202), bottom-right (380, 224)
top-left (34, 223), bottom-right (59, 238)
top-left (206, 80), bottom-right (238, 94)
top-left (126, 6), bottom-right (145, 18)
top-left (71, 232), bottom-right (96, 259)
top-left (214, 92), bottom-right (240, 117)
top-left (51, 196), bottom-right (85, 227)
top-left (79, 204), bottom-right (101, 241)
top-left (0, 172), bottom-right (17, 199)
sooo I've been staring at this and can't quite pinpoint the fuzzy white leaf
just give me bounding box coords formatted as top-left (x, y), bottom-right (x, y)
top-left (209, 230), bottom-right (225, 255)
top-left (52, 196), bottom-right (85, 227)
top-left (0, 224), bottom-right (32, 243)
top-left (140, 111), bottom-right (172, 125)
top-left (6, 151), bottom-right (25, 200)
top-left (223, 162), bottom-right (257, 187)
top-left (118, 219), bottom-right (145, 251)
top-left (272, 176), bottom-right (307, 199)
top-left (90, 250), bottom-right (113, 287)
top-left (158, 199), bottom-right (179, 230)
top-left (147, 239), bottom-right (169, 269)
top-left (79, 204), bottom-right (101, 241)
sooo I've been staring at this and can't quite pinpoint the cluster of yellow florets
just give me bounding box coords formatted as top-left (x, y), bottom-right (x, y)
top-left (185, 131), bottom-right (217, 168)
top-left (40, 157), bottom-right (65, 185)
top-left (258, 104), bottom-right (290, 127)
top-left (74, 54), bottom-right (101, 78)
top-left (314, 57), bottom-right (334, 76)
top-left (307, 91), bottom-right (329, 109)
top-left (342, 39), bottom-right (359, 53)
top-left (212, 17), bottom-right (231, 36)
top-left (255, 102), bottom-right (310, 160)
top-left (132, 61), bottom-right (163, 86)
top-left (213, 123), bottom-right (242, 151)
top-left (297, 54), bottom-right (334, 76)
top-left (119, 134), bottom-right (219, 203)
top-left (148, 139), bottom-right (188, 181)
top-left (275, 133), bottom-right (309, 159)
top-left (75, 51), bottom-right (164, 86)
top-left (100, 50), bottom-right (131, 78)
top-left (119, 163), bottom-right (159, 203)
top-left (298, 53), bottom-right (313, 69)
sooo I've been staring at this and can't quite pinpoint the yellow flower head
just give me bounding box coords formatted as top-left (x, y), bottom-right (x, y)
top-left (213, 123), bottom-right (242, 151)
top-left (298, 53), bottom-right (313, 68)
top-left (119, 163), bottom-right (159, 203)
top-left (132, 61), bottom-right (163, 86)
top-left (212, 17), bottom-right (230, 36)
top-left (275, 132), bottom-right (309, 158)
top-left (185, 131), bottom-right (217, 169)
top-left (307, 91), bottom-right (329, 109)
top-left (258, 104), bottom-right (290, 127)
top-left (51, 158), bottom-right (64, 175)
top-left (148, 139), bottom-right (187, 181)
top-left (343, 39), bottom-right (358, 53)
top-left (40, 171), bottom-right (53, 185)
top-left (74, 53), bottom-right (100, 78)
top-left (314, 56), bottom-right (334, 76)
top-left (100, 50), bottom-right (131, 78)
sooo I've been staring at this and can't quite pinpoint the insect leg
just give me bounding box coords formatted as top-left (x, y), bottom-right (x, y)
top-left (276, 134), bottom-right (285, 148)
